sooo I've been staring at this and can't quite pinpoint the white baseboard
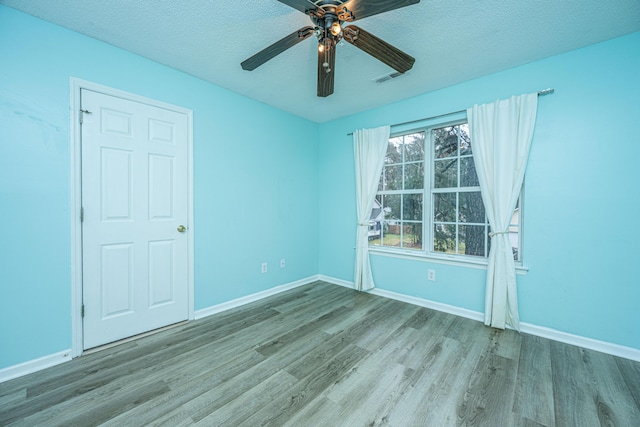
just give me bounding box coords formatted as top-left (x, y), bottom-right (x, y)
top-left (519, 323), bottom-right (640, 362)
top-left (318, 274), bottom-right (640, 362)
top-left (194, 275), bottom-right (320, 320)
top-left (370, 288), bottom-right (485, 323)
top-left (0, 350), bottom-right (71, 383)
top-left (317, 274), bottom-right (354, 289)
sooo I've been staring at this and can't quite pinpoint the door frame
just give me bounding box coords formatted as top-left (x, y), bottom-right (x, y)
top-left (69, 78), bottom-right (195, 358)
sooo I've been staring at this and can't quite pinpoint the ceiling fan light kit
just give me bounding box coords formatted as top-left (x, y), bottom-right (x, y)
top-left (241, 0), bottom-right (420, 97)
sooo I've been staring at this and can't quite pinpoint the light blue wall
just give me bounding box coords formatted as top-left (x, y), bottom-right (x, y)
top-left (318, 32), bottom-right (640, 350)
top-left (0, 6), bottom-right (319, 369)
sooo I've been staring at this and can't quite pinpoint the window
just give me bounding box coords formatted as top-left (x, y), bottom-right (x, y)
top-left (369, 121), bottom-right (522, 262)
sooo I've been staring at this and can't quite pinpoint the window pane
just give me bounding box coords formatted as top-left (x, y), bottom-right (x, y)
top-left (459, 192), bottom-right (485, 223)
top-left (404, 133), bottom-right (425, 162)
top-left (371, 195), bottom-right (383, 218)
top-left (460, 157), bottom-right (479, 187)
top-left (383, 221), bottom-right (401, 247)
top-left (384, 165), bottom-right (402, 190)
top-left (433, 224), bottom-right (456, 253)
top-left (383, 194), bottom-right (401, 220)
top-left (459, 225), bottom-right (486, 257)
top-left (368, 217), bottom-right (382, 245)
top-left (434, 159), bottom-right (457, 188)
top-left (403, 194), bottom-right (423, 220)
top-left (403, 223), bottom-right (423, 250)
top-left (404, 162), bottom-right (424, 190)
top-left (434, 192), bottom-right (456, 222)
top-left (459, 123), bottom-right (472, 155)
top-left (434, 127), bottom-right (458, 159)
top-left (509, 225), bottom-right (519, 260)
top-left (386, 137), bottom-right (403, 164)
top-left (509, 205), bottom-right (519, 260)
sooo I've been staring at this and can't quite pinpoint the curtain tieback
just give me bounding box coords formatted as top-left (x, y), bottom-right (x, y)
top-left (358, 222), bottom-right (369, 227)
top-left (489, 230), bottom-right (509, 238)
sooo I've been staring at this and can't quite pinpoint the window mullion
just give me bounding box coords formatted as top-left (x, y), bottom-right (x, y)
top-left (455, 192), bottom-right (460, 255)
top-left (428, 128), bottom-right (434, 254)
top-left (400, 136), bottom-right (405, 249)
top-left (456, 128), bottom-right (461, 256)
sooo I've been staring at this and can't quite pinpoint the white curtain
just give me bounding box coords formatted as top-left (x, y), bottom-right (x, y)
top-left (353, 125), bottom-right (390, 291)
top-left (467, 94), bottom-right (538, 330)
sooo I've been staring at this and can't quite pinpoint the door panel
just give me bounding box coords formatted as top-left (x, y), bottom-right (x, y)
top-left (101, 148), bottom-right (133, 221)
top-left (101, 243), bottom-right (134, 318)
top-left (149, 154), bottom-right (174, 219)
top-left (81, 88), bottom-right (189, 349)
top-left (148, 240), bottom-right (175, 307)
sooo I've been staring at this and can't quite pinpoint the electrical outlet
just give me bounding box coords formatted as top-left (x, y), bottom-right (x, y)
top-left (261, 262), bottom-right (268, 273)
top-left (280, 258), bottom-right (286, 268)
top-left (428, 269), bottom-right (436, 281)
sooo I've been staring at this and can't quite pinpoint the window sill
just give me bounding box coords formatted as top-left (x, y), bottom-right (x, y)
top-left (368, 247), bottom-right (529, 275)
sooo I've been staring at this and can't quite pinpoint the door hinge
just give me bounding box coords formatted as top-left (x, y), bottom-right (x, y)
top-left (79, 108), bottom-right (92, 124)
top-left (80, 207), bottom-right (84, 222)
top-left (81, 304), bottom-right (85, 318)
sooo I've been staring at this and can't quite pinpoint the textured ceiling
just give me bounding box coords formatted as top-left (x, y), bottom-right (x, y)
top-left (2, 0), bottom-right (639, 122)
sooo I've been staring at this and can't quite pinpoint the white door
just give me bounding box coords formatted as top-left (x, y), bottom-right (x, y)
top-left (81, 88), bottom-right (189, 349)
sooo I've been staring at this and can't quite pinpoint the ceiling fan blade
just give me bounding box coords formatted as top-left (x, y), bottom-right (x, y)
top-left (341, 0), bottom-right (420, 21)
top-left (317, 45), bottom-right (336, 97)
top-left (276, 0), bottom-right (316, 14)
top-left (343, 25), bottom-right (415, 73)
top-left (241, 26), bottom-right (314, 71)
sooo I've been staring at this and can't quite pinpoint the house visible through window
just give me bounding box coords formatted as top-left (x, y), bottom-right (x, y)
top-left (369, 122), bottom-right (522, 262)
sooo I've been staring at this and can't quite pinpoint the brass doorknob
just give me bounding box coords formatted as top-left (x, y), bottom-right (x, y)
top-left (177, 225), bottom-right (187, 233)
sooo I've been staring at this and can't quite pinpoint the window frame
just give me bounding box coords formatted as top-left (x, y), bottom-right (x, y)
top-left (368, 118), bottom-right (525, 269)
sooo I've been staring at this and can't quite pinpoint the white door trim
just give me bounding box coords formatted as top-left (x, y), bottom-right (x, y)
top-left (69, 78), bottom-right (195, 358)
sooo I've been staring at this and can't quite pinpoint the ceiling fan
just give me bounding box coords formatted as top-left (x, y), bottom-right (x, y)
top-left (241, 0), bottom-right (420, 97)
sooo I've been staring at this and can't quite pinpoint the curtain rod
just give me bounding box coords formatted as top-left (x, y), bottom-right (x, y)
top-left (346, 88), bottom-right (554, 136)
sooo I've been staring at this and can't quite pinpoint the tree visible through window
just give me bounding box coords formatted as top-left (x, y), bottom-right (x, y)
top-left (433, 123), bottom-right (489, 257)
top-left (369, 122), bottom-right (521, 261)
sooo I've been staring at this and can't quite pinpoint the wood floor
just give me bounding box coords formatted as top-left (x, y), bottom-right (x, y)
top-left (1, 281), bottom-right (639, 426)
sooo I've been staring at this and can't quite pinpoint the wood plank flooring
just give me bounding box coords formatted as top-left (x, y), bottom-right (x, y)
top-left (1, 281), bottom-right (639, 426)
